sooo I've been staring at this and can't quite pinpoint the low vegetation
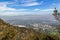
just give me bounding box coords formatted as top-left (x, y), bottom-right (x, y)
top-left (0, 18), bottom-right (60, 40)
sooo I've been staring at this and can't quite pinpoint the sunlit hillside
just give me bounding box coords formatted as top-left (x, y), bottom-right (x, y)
top-left (0, 18), bottom-right (60, 40)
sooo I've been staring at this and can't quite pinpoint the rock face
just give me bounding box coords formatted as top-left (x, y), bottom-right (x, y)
top-left (0, 18), bottom-right (60, 40)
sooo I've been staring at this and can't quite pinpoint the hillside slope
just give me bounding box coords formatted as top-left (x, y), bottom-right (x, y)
top-left (0, 18), bottom-right (60, 40)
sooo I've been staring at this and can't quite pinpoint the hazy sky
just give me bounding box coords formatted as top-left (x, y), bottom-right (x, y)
top-left (0, 0), bottom-right (60, 16)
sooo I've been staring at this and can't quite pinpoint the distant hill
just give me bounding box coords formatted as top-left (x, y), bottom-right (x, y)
top-left (0, 18), bottom-right (60, 40)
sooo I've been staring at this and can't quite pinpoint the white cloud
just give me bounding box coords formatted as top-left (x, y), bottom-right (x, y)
top-left (0, 2), bottom-right (16, 11)
top-left (0, 4), bottom-right (53, 16)
top-left (1, 12), bottom-right (18, 16)
top-left (0, 2), bottom-right (32, 16)
top-left (21, 1), bottom-right (43, 6)
top-left (0, 2), bottom-right (17, 16)
top-left (14, 0), bottom-right (43, 6)
top-left (21, 2), bottom-right (39, 6)
top-left (41, 9), bottom-right (54, 11)
top-left (0, 0), bottom-right (43, 7)
top-left (34, 9), bottom-right (40, 11)
top-left (0, 2), bottom-right (54, 16)
top-left (33, 8), bottom-right (54, 11)
top-left (15, 0), bottom-right (37, 3)
top-left (32, 8), bottom-right (54, 15)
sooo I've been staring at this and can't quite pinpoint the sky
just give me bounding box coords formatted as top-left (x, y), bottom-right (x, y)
top-left (0, 0), bottom-right (60, 16)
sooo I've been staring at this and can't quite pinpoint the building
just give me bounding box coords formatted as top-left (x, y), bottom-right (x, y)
top-left (18, 25), bottom-right (26, 27)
